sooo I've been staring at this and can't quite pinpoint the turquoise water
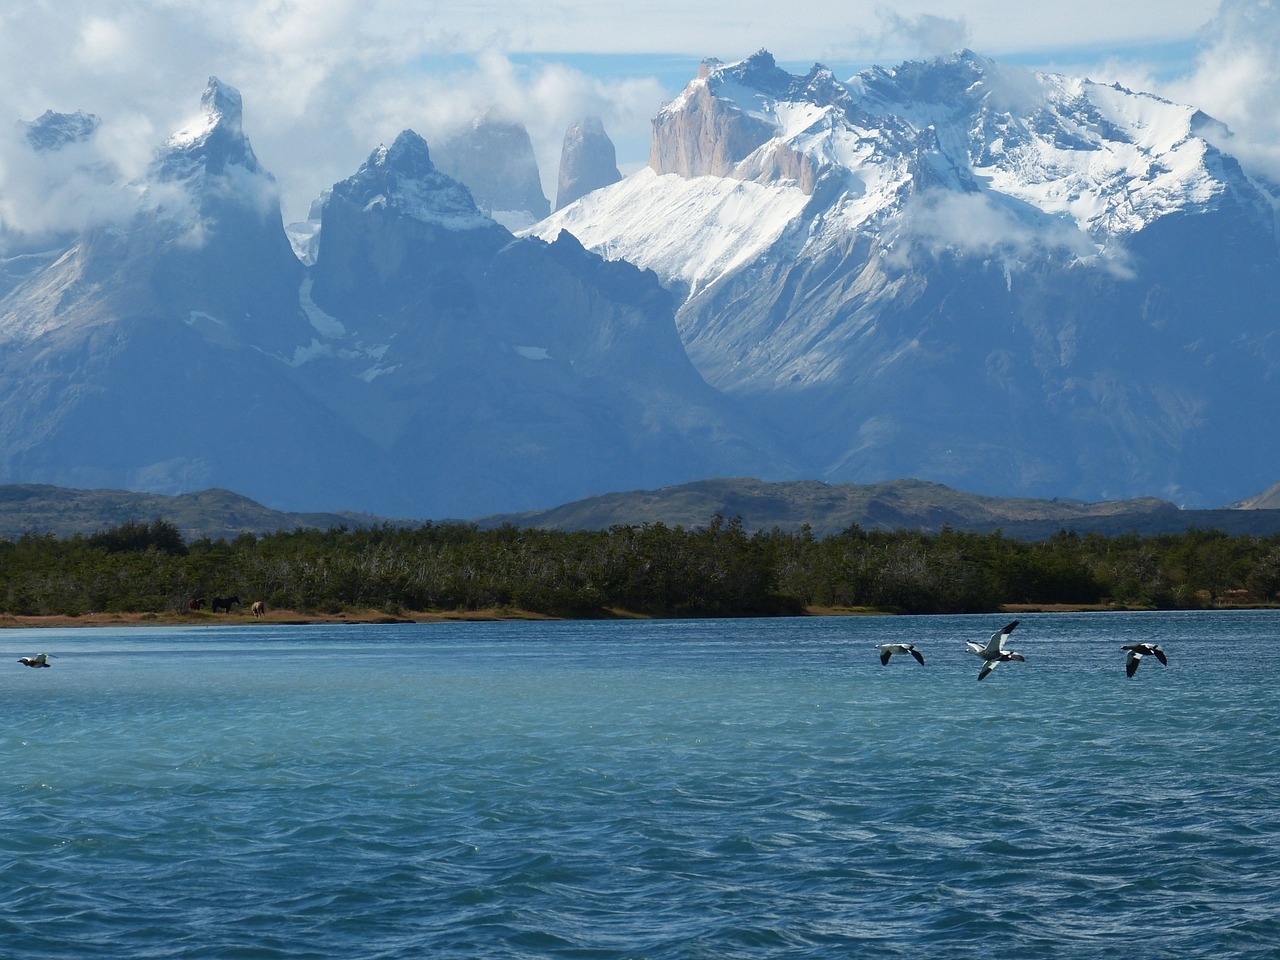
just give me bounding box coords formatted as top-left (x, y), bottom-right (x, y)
top-left (3, 611), bottom-right (1279, 958)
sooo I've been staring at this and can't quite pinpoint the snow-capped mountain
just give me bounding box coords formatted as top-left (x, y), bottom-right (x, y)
top-left (5, 53), bottom-right (1279, 519)
top-left (533, 50), bottom-right (1280, 507)
top-left (302, 127), bottom-right (792, 515)
top-left (0, 79), bottom-right (790, 518)
top-left (0, 78), bottom-right (383, 507)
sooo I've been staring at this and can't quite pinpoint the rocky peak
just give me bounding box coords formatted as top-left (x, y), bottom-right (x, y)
top-left (649, 50), bottom-right (855, 191)
top-left (158, 77), bottom-right (260, 176)
top-left (431, 115), bottom-right (549, 229)
top-left (327, 129), bottom-right (488, 229)
top-left (554, 116), bottom-right (622, 210)
top-left (22, 110), bottom-right (100, 151)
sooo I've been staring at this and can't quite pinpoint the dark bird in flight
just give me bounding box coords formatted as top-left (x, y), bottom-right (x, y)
top-left (1122, 642), bottom-right (1167, 677)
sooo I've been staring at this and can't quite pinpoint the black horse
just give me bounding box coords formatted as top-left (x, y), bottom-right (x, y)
top-left (211, 595), bottom-right (240, 613)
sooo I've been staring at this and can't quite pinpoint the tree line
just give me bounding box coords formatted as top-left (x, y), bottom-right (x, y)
top-left (2, 516), bottom-right (1279, 619)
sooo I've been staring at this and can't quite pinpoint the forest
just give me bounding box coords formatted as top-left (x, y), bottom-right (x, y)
top-left (3, 515), bottom-right (1280, 619)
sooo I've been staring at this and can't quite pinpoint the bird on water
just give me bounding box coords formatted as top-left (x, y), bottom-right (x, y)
top-left (966, 620), bottom-right (1025, 680)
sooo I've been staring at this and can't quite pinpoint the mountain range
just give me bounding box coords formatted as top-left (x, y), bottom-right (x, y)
top-left (2, 51), bottom-right (1279, 519)
top-left (536, 50), bottom-right (1280, 509)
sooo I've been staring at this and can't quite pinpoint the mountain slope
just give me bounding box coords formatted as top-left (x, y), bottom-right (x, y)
top-left (0, 484), bottom-right (368, 541)
top-left (533, 50), bottom-right (1280, 508)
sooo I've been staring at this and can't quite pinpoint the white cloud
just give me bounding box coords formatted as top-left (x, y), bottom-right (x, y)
top-left (875, 11), bottom-right (972, 59)
top-left (885, 189), bottom-right (1117, 275)
top-left (1163, 0), bottom-right (1280, 182)
top-left (0, 118), bottom-right (140, 241)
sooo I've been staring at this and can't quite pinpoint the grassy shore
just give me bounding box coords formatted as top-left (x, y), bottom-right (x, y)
top-left (0, 608), bottom-right (561, 629)
top-left (0, 602), bottom-right (1173, 629)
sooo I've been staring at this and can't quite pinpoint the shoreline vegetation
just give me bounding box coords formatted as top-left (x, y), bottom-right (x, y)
top-left (3, 517), bottom-right (1280, 628)
top-left (0, 601), bottom-right (1261, 631)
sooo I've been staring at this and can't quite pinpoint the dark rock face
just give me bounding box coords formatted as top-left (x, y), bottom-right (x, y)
top-left (554, 116), bottom-right (621, 210)
top-left (306, 132), bottom-right (792, 516)
top-left (430, 116), bottom-right (550, 228)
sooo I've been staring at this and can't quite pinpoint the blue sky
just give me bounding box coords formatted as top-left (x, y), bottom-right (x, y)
top-left (1, 0), bottom-right (1276, 226)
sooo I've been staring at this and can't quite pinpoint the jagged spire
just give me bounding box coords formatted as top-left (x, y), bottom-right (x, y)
top-left (160, 77), bottom-right (258, 174)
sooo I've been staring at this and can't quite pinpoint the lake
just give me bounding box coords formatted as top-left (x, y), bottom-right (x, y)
top-left (3, 611), bottom-right (1279, 958)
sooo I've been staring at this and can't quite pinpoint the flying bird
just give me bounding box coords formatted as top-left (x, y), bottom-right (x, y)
top-left (966, 620), bottom-right (1025, 680)
top-left (17, 653), bottom-right (52, 668)
top-left (876, 642), bottom-right (925, 666)
top-left (1121, 642), bottom-right (1167, 678)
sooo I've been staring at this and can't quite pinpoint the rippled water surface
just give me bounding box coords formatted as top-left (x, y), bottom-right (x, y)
top-left (4, 611), bottom-right (1280, 958)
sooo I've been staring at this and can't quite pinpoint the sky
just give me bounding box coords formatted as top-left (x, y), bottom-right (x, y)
top-left (2, 0), bottom-right (1279, 230)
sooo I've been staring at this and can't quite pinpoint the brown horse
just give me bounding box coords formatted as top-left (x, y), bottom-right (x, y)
top-left (250, 600), bottom-right (265, 619)
top-left (211, 596), bottom-right (240, 614)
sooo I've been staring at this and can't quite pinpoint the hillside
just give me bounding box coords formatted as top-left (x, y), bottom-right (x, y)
top-left (0, 485), bottom-right (373, 541)
top-left (1232, 480), bottom-right (1280, 510)
top-left (8, 478), bottom-right (1280, 546)
top-left (479, 477), bottom-right (1280, 539)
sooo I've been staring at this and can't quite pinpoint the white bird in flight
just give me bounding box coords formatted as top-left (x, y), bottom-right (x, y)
top-left (876, 642), bottom-right (925, 666)
top-left (17, 653), bottom-right (52, 668)
top-left (966, 620), bottom-right (1025, 680)
top-left (1121, 642), bottom-right (1167, 677)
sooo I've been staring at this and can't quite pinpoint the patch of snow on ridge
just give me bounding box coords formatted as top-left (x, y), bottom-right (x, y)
top-left (845, 58), bottom-right (1228, 239)
top-left (288, 338), bottom-right (330, 366)
top-left (490, 210), bottom-right (536, 232)
top-left (286, 219), bottom-right (321, 265)
top-left (968, 81), bottom-right (1223, 236)
top-left (166, 108), bottom-right (220, 151)
top-left (298, 276), bottom-right (344, 338)
top-left (366, 179), bottom-right (492, 230)
top-left (528, 168), bottom-right (809, 294)
top-left (360, 363), bottom-right (398, 382)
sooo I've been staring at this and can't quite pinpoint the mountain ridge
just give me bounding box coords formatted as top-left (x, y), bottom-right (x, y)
top-left (477, 477), bottom-right (1280, 539)
top-left (0, 484), bottom-right (374, 541)
top-left (8, 478), bottom-right (1280, 543)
